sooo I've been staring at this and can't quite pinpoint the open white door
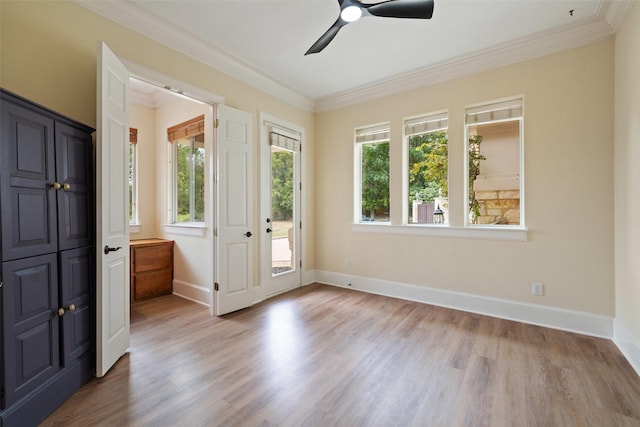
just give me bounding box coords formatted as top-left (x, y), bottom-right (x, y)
top-left (216, 105), bottom-right (254, 315)
top-left (96, 42), bottom-right (130, 377)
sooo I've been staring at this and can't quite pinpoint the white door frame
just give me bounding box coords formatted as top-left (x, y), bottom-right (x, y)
top-left (258, 112), bottom-right (304, 297)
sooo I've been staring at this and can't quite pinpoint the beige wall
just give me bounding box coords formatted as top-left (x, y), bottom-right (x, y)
top-left (155, 98), bottom-right (211, 288)
top-left (130, 103), bottom-right (157, 239)
top-left (0, 0), bottom-right (316, 290)
top-left (316, 40), bottom-right (615, 316)
top-left (614, 3), bottom-right (640, 355)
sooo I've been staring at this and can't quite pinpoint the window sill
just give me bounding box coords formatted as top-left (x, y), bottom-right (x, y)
top-left (162, 223), bottom-right (207, 237)
top-left (351, 223), bottom-right (528, 241)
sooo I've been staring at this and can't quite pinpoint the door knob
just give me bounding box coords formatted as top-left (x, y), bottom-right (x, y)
top-left (266, 228), bottom-right (272, 233)
top-left (67, 303), bottom-right (76, 312)
top-left (244, 231), bottom-right (252, 238)
top-left (104, 245), bottom-right (122, 255)
top-left (266, 218), bottom-right (271, 223)
top-left (52, 182), bottom-right (62, 190)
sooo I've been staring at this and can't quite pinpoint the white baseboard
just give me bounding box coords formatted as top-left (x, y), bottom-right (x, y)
top-left (315, 270), bottom-right (614, 339)
top-left (173, 279), bottom-right (210, 307)
top-left (303, 269), bottom-right (317, 286)
top-left (614, 319), bottom-right (640, 376)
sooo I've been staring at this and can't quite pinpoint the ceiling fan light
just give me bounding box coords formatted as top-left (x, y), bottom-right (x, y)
top-left (341, 5), bottom-right (362, 22)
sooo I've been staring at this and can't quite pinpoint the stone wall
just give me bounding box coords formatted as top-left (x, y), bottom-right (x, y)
top-left (474, 190), bottom-right (520, 225)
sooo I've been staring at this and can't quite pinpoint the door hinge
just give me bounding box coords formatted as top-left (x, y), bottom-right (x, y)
top-left (214, 228), bottom-right (218, 237)
top-left (299, 182), bottom-right (302, 191)
top-left (300, 221), bottom-right (302, 230)
top-left (300, 260), bottom-right (302, 268)
top-left (214, 118), bottom-right (219, 129)
top-left (214, 282), bottom-right (219, 291)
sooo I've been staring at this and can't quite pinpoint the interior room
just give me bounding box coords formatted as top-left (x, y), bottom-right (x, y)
top-left (1, 0), bottom-right (639, 425)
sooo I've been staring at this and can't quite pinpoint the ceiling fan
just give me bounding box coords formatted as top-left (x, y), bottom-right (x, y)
top-left (305, 0), bottom-right (435, 55)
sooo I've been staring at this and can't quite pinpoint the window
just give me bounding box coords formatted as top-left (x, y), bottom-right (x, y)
top-left (404, 112), bottom-right (448, 225)
top-left (465, 98), bottom-right (523, 226)
top-left (168, 115), bottom-right (205, 224)
top-left (129, 127), bottom-right (138, 224)
top-left (355, 124), bottom-right (390, 223)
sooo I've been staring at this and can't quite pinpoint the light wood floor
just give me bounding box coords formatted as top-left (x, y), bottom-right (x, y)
top-left (42, 284), bottom-right (640, 426)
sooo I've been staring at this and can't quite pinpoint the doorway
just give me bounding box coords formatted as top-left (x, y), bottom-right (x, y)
top-left (260, 113), bottom-right (303, 296)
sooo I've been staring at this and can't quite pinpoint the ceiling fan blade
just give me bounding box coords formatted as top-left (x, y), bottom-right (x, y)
top-left (305, 18), bottom-right (348, 55)
top-left (366, 0), bottom-right (434, 19)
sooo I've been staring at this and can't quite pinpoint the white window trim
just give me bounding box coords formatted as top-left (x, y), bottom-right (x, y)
top-left (354, 122), bottom-right (391, 225)
top-left (464, 96), bottom-right (525, 228)
top-left (352, 223), bottom-right (527, 241)
top-left (162, 223), bottom-right (207, 237)
top-left (402, 110), bottom-right (449, 225)
top-left (172, 135), bottom-right (205, 224)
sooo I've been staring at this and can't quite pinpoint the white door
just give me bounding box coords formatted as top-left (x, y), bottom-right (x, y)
top-left (96, 42), bottom-right (130, 377)
top-left (215, 105), bottom-right (254, 315)
top-left (260, 116), bottom-right (302, 296)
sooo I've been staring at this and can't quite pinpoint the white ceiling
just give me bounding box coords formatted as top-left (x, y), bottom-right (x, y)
top-left (77, 0), bottom-right (633, 112)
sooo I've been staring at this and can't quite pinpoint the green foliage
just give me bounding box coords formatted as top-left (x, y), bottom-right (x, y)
top-left (468, 134), bottom-right (486, 221)
top-left (408, 131), bottom-right (448, 203)
top-left (361, 142), bottom-right (390, 218)
top-left (271, 150), bottom-right (294, 221)
top-left (175, 139), bottom-right (205, 223)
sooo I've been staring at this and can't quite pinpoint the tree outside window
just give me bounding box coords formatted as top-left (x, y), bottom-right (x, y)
top-left (174, 134), bottom-right (205, 223)
top-left (355, 124), bottom-right (391, 223)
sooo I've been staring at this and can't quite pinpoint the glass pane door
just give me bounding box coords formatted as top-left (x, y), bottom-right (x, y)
top-left (270, 146), bottom-right (295, 276)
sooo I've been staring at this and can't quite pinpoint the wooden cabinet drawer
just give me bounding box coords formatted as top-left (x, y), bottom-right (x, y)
top-left (133, 244), bottom-right (173, 273)
top-left (133, 269), bottom-right (172, 301)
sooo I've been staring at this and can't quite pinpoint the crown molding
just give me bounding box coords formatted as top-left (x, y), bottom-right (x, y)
top-left (74, 0), bottom-right (632, 114)
top-left (315, 16), bottom-right (615, 112)
top-left (73, 0), bottom-right (316, 112)
top-left (599, 0), bottom-right (636, 33)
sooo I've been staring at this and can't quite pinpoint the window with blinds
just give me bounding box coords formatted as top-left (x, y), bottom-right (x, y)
top-left (465, 97), bottom-right (524, 226)
top-left (354, 123), bottom-right (390, 224)
top-left (170, 115), bottom-right (206, 224)
top-left (404, 112), bottom-right (449, 225)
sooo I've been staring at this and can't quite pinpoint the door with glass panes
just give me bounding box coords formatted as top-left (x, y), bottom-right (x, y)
top-left (260, 116), bottom-right (302, 296)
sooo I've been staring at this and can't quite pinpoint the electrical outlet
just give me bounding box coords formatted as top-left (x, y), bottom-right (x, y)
top-left (345, 259), bottom-right (350, 269)
top-left (532, 282), bottom-right (544, 296)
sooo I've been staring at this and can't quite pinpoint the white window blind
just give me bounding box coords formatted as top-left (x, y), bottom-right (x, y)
top-left (404, 112), bottom-right (448, 137)
top-left (465, 98), bottom-right (523, 125)
top-left (356, 123), bottom-right (390, 144)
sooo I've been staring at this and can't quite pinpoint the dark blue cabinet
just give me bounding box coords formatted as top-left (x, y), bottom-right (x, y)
top-left (0, 89), bottom-right (95, 427)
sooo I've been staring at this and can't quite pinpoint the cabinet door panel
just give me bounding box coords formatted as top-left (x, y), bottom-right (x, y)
top-left (1, 101), bottom-right (58, 260)
top-left (56, 122), bottom-right (93, 250)
top-left (59, 247), bottom-right (94, 365)
top-left (1, 254), bottom-right (60, 407)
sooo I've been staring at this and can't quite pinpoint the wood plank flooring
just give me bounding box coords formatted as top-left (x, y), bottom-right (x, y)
top-left (41, 284), bottom-right (640, 426)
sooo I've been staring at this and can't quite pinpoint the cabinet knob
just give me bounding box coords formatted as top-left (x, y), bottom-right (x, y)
top-left (63, 182), bottom-right (71, 190)
top-left (68, 303), bottom-right (76, 312)
top-left (52, 182), bottom-right (62, 190)
top-left (57, 308), bottom-right (65, 317)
